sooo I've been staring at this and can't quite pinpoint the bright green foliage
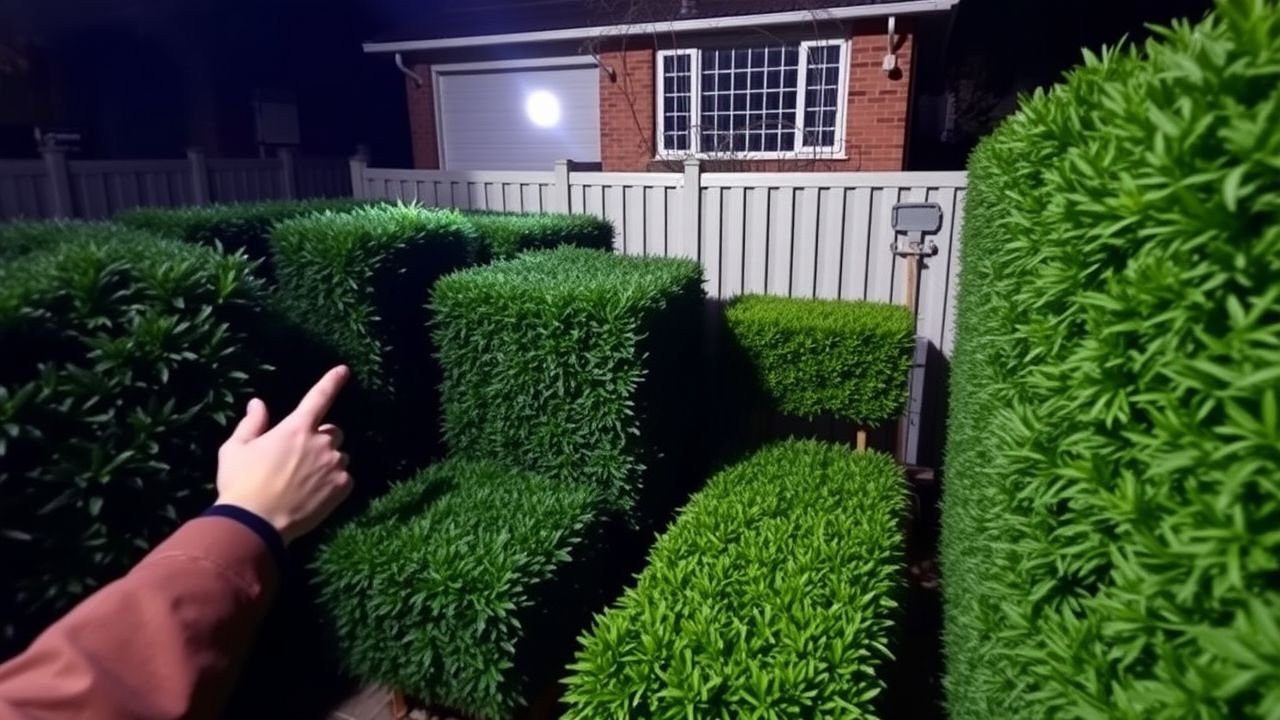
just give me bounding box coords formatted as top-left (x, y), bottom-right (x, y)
top-left (464, 211), bottom-right (614, 260)
top-left (431, 247), bottom-right (705, 513)
top-left (0, 230), bottom-right (266, 653)
top-left (941, 3), bottom-right (1280, 718)
top-left (116, 198), bottom-right (372, 264)
top-left (314, 459), bottom-right (600, 720)
top-left (270, 204), bottom-right (477, 392)
top-left (563, 440), bottom-right (906, 720)
top-left (725, 295), bottom-right (914, 426)
top-left (0, 221), bottom-right (120, 263)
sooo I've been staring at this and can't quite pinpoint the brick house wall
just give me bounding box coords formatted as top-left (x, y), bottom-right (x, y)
top-left (403, 20), bottom-right (913, 172)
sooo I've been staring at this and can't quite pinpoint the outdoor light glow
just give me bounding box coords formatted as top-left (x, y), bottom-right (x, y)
top-left (525, 90), bottom-right (561, 128)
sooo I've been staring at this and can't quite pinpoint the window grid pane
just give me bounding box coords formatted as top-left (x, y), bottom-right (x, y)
top-left (801, 44), bottom-right (841, 148)
top-left (699, 45), bottom-right (799, 154)
top-left (662, 54), bottom-right (692, 151)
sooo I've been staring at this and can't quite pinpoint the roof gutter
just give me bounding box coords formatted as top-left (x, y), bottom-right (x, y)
top-left (363, 0), bottom-right (960, 53)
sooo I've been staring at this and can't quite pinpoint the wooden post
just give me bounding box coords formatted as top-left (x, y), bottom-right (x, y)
top-left (553, 159), bottom-right (573, 213)
top-left (389, 689), bottom-right (409, 720)
top-left (186, 148), bottom-right (210, 206)
top-left (348, 148), bottom-right (369, 199)
top-left (40, 147), bottom-right (73, 218)
top-left (678, 157), bottom-right (701, 259)
top-left (856, 428), bottom-right (868, 452)
top-left (277, 146), bottom-right (297, 200)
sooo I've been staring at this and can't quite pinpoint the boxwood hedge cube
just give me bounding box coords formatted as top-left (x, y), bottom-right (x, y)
top-left (431, 247), bottom-right (705, 514)
top-left (725, 295), bottom-right (915, 427)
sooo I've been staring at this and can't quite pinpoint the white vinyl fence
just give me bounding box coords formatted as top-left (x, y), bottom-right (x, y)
top-left (353, 158), bottom-right (966, 356)
top-left (0, 149), bottom-right (350, 220)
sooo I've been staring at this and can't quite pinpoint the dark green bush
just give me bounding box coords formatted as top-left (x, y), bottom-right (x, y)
top-left (563, 440), bottom-right (906, 719)
top-left (116, 198), bottom-right (372, 267)
top-left (941, 2), bottom-right (1280, 718)
top-left (465, 211), bottom-right (614, 260)
top-left (0, 220), bottom-right (120, 263)
top-left (271, 204), bottom-right (477, 394)
top-left (725, 295), bottom-right (915, 426)
top-left (431, 247), bottom-right (705, 514)
top-left (0, 229), bottom-right (266, 653)
top-left (314, 459), bottom-right (600, 719)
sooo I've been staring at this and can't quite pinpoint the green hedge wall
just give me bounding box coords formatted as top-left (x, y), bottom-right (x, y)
top-left (314, 459), bottom-right (600, 719)
top-left (0, 228), bottom-right (266, 654)
top-left (941, 3), bottom-right (1280, 718)
top-left (431, 247), bottom-right (705, 514)
top-left (116, 198), bottom-right (372, 270)
top-left (725, 295), bottom-right (915, 426)
top-left (464, 211), bottom-right (614, 261)
top-left (0, 220), bottom-right (119, 263)
top-left (563, 440), bottom-right (906, 719)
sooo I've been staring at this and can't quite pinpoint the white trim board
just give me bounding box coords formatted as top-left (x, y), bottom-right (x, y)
top-left (364, 0), bottom-right (960, 53)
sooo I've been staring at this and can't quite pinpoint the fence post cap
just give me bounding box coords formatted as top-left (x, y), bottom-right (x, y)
top-left (682, 157), bottom-right (701, 168)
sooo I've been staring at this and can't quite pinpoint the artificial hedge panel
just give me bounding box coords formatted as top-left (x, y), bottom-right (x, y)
top-left (314, 459), bottom-right (601, 720)
top-left (116, 198), bottom-right (372, 269)
top-left (725, 295), bottom-right (915, 426)
top-left (431, 247), bottom-right (705, 514)
top-left (562, 440), bottom-right (906, 719)
top-left (0, 229), bottom-right (266, 655)
top-left (465, 211), bottom-right (614, 261)
top-left (941, 2), bottom-right (1280, 718)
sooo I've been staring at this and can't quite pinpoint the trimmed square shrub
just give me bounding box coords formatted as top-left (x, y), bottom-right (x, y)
top-left (431, 247), bottom-right (705, 514)
top-left (0, 228), bottom-right (267, 654)
top-left (314, 459), bottom-right (601, 720)
top-left (464, 211), bottom-right (614, 261)
top-left (116, 198), bottom-right (373, 269)
top-left (270, 204), bottom-right (477, 394)
top-left (562, 440), bottom-right (907, 719)
top-left (941, 2), bottom-right (1280, 718)
top-left (725, 295), bottom-right (915, 426)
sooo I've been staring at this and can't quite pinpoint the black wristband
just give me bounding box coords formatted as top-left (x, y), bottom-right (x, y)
top-left (201, 504), bottom-right (288, 574)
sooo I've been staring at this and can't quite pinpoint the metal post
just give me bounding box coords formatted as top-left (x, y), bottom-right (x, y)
top-left (186, 147), bottom-right (210, 205)
top-left (41, 147), bottom-right (73, 218)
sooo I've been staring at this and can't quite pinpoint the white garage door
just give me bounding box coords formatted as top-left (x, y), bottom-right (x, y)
top-left (436, 62), bottom-right (601, 170)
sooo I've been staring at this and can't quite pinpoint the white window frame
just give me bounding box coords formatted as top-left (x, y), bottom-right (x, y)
top-left (655, 39), bottom-right (849, 160)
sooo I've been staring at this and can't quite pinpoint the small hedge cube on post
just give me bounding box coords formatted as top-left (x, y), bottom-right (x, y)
top-left (431, 247), bottom-right (705, 515)
top-left (725, 295), bottom-right (915, 449)
top-left (464, 211), bottom-right (614, 261)
top-left (0, 228), bottom-right (267, 656)
top-left (314, 459), bottom-right (602, 720)
top-left (562, 440), bottom-right (907, 719)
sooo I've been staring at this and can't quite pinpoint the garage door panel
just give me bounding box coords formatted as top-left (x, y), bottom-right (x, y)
top-left (438, 64), bottom-right (601, 170)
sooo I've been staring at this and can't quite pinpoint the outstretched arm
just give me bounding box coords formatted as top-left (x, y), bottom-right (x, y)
top-left (0, 366), bottom-right (353, 720)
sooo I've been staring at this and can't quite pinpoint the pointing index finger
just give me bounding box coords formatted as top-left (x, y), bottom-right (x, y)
top-left (288, 366), bottom-right (350, 429)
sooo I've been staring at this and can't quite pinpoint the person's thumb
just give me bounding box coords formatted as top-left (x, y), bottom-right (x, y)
top-left (228, 398), bottom-right (270, 444)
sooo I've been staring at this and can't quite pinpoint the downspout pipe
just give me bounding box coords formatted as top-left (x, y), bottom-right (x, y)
top-left (395, 52), bottom-right (424, 88)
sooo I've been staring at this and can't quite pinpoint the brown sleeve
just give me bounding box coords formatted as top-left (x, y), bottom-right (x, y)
top-left (0, 516), bottom-right (278, 720)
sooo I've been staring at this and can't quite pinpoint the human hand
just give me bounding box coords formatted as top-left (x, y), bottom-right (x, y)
top-left (215, 366), bottom-right (353, 545)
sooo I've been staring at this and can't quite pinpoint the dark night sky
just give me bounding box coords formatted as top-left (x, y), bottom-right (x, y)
top-left (0, 0), bottom-right (1215, 167)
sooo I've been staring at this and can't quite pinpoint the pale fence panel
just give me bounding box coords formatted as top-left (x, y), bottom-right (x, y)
top-left (67, 160), bottom-right (191, 219)
top-left (296, 158), bottom-right (351, 198)
top-left (351, 163), bottom-right (967, 354)
top-left (360, 169), bottom-right (556, 214)
top-left (207, 159), bottom-right (281, 203)
top-left (0, 161), bottom-right (50, 219)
